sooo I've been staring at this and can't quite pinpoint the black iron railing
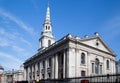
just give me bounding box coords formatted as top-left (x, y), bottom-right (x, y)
top-left (17, 74), bottom-right (120, 83)
top-left (40, 74), bottom-right (120, 83)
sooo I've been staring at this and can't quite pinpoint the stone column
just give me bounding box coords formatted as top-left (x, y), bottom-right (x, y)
top-left (63, 50), bottom-right (66, 78)
top-left (35, 63), bottom-right (38, 80)
top-left (55, 54), bottom-right (58, 79)
top-left (23, 68), bottom-right (26, 81)
top-left (31, 65), bottom-right (33, 80)
top-left (66, 48), bottom-right (69, 78)
top-left (28, 67), bottom-right (30, 81)
top-left (67, 48), bottom-right (76, 78)
top-left (45, 60), bottom-right (47, 79)
top-left (52, 56), bottom-right (54, 79)
top-left (40, 61), bottom-right (42, 79)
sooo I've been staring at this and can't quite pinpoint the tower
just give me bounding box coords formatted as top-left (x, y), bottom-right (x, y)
top-left (39, 3), bottom-right (55, 50)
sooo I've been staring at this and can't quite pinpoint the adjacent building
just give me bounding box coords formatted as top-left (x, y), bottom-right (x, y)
top-left (24, 3), bottom-right (116, 82)
top-left (0, 65), bottom-right (24, 83)
top-left (116, 60), bottom-right (120, 74)
top-left (0, 64), bottom-right (4, 83)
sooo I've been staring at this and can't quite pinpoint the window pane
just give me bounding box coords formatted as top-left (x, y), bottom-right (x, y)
top-left (48, 40), bottom-right (51, 46)
top-left (107, 60), bottom-right (109, 69)
top-left (81, 53), bottom-right (85, 64)
top-left (81, 71), bottom-right (86, 76)
top-left (95, 58), bottom-right (99, 74)
top-left (92, 63), bottom-right (94, 73)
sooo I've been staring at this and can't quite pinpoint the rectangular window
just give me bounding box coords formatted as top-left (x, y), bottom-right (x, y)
top-left (92, 63), bottom-right (94, 73)
top-left (106, 60), bottom-right (109, 69)
top-left (81, 53), bottom-right (85, 64)
top-left (100, 65), bottom-right (102, 74)
top-left (81, 71), bottom-right (86, 77)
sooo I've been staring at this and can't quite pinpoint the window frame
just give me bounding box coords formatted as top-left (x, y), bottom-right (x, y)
top-left (48, 40), bottom-right (51, 46)
top-left (81, 53), bottom-right (85, 64)
top-left (95, 58), bottom-right (99, 74)
top-left (106, 60), bottom-right (110, 69)
top-left (81, 70), bottom-right (86, 77)
top-left (92, 63), bottom-right (94, 73)
top-left (100, 65), bottom-right (102, 74)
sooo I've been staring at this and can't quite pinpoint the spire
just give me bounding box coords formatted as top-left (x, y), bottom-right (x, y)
top-left (43, 0), bottom-right (52, 33)
top-left (45, 0), bottom-right (50, 21)
top-left (38, 0), bottom-right (55, 50)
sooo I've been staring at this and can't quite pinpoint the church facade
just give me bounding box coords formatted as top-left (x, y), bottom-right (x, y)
top-left (23, 4), bottom-right (116, 81)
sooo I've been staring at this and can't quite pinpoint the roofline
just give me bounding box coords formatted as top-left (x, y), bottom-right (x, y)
top-left (24, 33), bottom-right (116, 65)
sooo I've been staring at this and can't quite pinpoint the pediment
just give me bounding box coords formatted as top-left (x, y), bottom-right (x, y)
top-left (81, 36), bottom-right (114, 55)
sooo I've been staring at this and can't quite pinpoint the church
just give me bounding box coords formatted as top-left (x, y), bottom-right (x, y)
top-left (23, 3), bottom-right (116, 82)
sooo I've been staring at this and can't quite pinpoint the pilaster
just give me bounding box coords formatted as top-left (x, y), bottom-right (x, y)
top-left (52, 56), bottom-right (55, 79)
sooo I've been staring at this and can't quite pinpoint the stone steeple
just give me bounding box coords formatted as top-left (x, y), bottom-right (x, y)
top-left (39, 2), bottom-right (55, 50)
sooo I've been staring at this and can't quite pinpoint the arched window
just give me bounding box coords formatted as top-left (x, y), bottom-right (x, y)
top-left (106, 60), bottom-right (109, 69)
top-left (95, 58), bottom-right (99, 74)
top-left (48, 26), bottom-right (50, 30)
top-left (48, 40), bottom-right (51, 46)
top-left (81, 53), bottom-right (85, 64)
top-left (46, 26), bottom-right (47, 30)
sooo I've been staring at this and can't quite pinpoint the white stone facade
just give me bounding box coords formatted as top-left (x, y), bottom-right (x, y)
top-left (24, 34), bottom-right (116, 81)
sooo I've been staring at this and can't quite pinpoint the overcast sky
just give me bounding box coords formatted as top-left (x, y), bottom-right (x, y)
top-left (0, 0), bottom-right (120, 70)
